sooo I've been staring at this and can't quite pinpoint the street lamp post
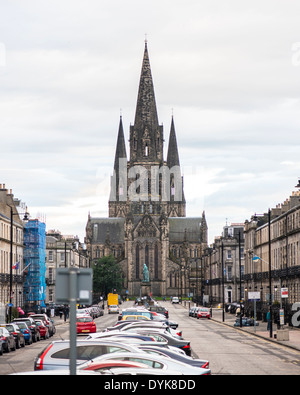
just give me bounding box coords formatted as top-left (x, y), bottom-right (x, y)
top-left (268, 208), bottom-right (273, 338)
top-left (222, 242), bottom-right (225, 322)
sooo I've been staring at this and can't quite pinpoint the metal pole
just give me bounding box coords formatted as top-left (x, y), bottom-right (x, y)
top-left (69, 267), bottom-right (78, 375)
top-left (268, 209), bottom-right (273, 338)
top-left (222, 242), bottom-right (225, 322)
top-left (239, 232), bottom-right (242, 328)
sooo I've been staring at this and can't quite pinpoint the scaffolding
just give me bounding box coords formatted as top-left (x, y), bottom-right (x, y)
top-left (23, 220), bottom-right (46, 309)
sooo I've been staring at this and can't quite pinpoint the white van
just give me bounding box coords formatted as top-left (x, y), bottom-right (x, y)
top-left (172, 297), bottom-right (179, 304)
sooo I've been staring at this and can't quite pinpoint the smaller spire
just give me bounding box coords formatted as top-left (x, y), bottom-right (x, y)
top-left (167, 116), bottom-right (180, 168)
top-left (114, 116), bottom-right (127, 171)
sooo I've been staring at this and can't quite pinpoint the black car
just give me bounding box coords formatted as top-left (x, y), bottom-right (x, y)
top-left (0, 327), bottom-right (16, 353)
top-left (3, 323), bottom-right (26, 349)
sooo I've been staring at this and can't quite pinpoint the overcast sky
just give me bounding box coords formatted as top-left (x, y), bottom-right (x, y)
top-left (1, 0), bottom-right (300, 243)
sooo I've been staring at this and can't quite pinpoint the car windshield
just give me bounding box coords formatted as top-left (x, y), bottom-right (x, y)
top-left (77, 317), bottom-right (93, 323)
top-left (16, 322), bottom-right (27, 329)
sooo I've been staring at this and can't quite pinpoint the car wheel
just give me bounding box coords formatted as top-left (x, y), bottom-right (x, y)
top-left (16, 339), bottom-right (21, 349)
top-left (0, 345), bottom-right (3, 355)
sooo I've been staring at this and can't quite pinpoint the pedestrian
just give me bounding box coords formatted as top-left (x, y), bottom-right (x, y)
top-left (266, 310), bottom-right (270, 330)
top-left (59, 309), bottom-right (63, 319)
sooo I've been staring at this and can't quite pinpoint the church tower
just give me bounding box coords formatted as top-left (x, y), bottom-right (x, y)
top-left (109, 41), bottom-right (186, 218)
top-left (87, 42), bottom-right (207, 298)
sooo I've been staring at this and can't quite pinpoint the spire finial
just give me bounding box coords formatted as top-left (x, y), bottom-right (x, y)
top-left (144, 33), bottom-right (148, 45)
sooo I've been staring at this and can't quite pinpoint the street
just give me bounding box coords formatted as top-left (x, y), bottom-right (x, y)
top-left (1, 301), bottom-right (300, 375)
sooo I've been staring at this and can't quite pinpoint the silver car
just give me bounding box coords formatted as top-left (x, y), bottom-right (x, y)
top-left (78, 352), bottom-right (211, 375)
top-left (34, 340), bottom-right (141, 370)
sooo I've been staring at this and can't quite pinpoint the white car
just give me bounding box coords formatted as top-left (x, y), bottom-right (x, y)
top-left (172, 297), bottom-right (179, 304)
top-left (108, 305), bottom-right (119, 314)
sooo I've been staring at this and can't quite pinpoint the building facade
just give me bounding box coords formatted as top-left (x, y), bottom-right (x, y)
top-left (85, 43), bottom-right (208, 297)
top-left (204, 223), bottom-right (245, 306)
top-left (0, 185), bottom-right (25, 308)
top-left (45, 230), bottom-right (89, 303)
top-left (244, 188), bottom-right (300, 310)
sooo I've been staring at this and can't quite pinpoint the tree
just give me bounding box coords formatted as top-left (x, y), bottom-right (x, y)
top-left (92, 255), bottom-right (123, 297)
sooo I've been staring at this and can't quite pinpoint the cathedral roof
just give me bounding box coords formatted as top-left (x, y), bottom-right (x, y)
top-left (168, 217), bottom-right (203, 243)
top-left (89, 218), bottom-right (125, 243)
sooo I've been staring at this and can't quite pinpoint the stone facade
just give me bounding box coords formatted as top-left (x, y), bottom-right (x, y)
top-left (0, 185), bottom-right (25, 308)
top-left (244, 189), bottom-right (300, 305)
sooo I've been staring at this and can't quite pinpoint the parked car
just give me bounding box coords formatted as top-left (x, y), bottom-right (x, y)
top-left (108, 305), bottom-right (119, 314)
top-left (121, 315), bottom-right (150, 321)
top-left (148, 305), bottom-right (169, 318)
top-left (79, 359), bottom-right (150, 372)
top-left (34, 320), bottom-right (50, 339)
top-left (2, 323), bottom-right (26, 349)
top-left (189, 306), bottom-right (198, 317)
top-left (14, 322), bottom-right (33, 345)
top-left (34, 340), bottom-right (142, 370)
top-left (197, 308), bottom-right (211, 319)
top-left (77, 315), bottom-right (96, 334)
top-left (105, 327), bottom-right (191, 356)
top-left (138, 344), bottom-right (209, 369)
top-left (78, 352), bottom-right (211, 375)
top-left (234, 317), bottom-right (259, 327)
top-left (0, 327), bottom-right (16, 352)
top-left (119, 321), bottom-right (183, 339)
top-left (172, 297), bottom-right (179, 304)
top-left (118, 307), bottom-right (150, 321)
top-left (12, 317), bottom-right (40, 342)
top-left (30, 314), bottom-right (55, 336)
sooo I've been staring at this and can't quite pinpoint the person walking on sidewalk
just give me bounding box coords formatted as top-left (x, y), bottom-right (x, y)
top-left (267, 310), bottom-right (271, 330)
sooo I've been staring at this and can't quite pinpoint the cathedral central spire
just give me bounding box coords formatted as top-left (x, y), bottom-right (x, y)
top-left (130, 42), bottom-right (163, 163)
top-left (134, 41), bottom-right (159, 129)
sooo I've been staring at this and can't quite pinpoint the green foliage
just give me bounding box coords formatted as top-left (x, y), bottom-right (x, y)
top-left (92, 255), bottom-right (123, 296)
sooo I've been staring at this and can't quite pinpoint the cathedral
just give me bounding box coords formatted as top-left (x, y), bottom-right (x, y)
top-left (85, 42), bottom-right (208, 297)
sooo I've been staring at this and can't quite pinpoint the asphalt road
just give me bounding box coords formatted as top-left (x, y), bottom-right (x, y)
top-left (1, 301), bottom-right (300, 375)
top-left (167, 301), bottom-right (300, 375)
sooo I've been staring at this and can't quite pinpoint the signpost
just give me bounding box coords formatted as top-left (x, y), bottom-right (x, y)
top-left (55, 267), bottom-right (93, 375)
top-left (248, 291), bottom-right (260, 332)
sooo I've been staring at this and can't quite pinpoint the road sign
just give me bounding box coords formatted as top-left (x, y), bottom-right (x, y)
top-left (281, 287), bottom-right (288, 299)
top-left (248, 291), bottom-right (260, 301)
top-left (55, 267), bottom-right (93, 304)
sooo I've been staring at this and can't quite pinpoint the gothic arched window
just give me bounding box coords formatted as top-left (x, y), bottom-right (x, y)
top-left (154, 244), bottom-right (159, 279)
top-left (136, 245), bottom-right (140, 279)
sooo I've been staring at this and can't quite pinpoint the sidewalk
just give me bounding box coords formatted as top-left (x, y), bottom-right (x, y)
top-left (210, 307), bottom-right (300, 352)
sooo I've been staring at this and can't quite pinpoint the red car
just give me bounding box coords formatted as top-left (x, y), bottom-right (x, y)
top-left (76, 315), bottom-right (96, 334)
top-left (34, 320), bottom-right (49, 339)
top-left (197, 308), bottom-right (211, 319)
